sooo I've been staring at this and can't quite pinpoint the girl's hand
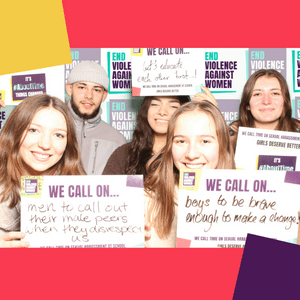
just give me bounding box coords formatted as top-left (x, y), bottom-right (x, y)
top-left (145, 221), bottom-right (151, 248)
top-left (192, 86), bottom-right (218, 107)
top-left (0, 232), bottom-right (30, 248)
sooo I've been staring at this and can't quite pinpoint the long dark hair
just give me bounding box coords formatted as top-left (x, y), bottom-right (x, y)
top-left (230, 69), bottom-right (300, 149)
top-left (0, 94), bottom-right (86, 208)
top-left (125, 96), bottom-right (190, 177)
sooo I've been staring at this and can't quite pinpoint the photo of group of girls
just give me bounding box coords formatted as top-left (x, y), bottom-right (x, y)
top-left (0, 63), bottom-right (298, 248)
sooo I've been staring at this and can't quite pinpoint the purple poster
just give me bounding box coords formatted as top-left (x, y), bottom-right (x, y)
top-left (65, 48), bottom-right (101, 84)
top-left (217, 99), bottom-right (240, 125)
top-left (182, 172), bottom-right (196, 186)
top-left (24, 179), bottom-right (38, 194)
top-left (257, 155), bottom-right (297, 171)
top-left (249, 48), bottom-right (286, 78)
top-left (11, 73), bottom-right (46, 101)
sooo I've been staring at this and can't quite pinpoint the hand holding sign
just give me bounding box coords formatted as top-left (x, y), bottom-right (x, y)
top-left (235, 127), bottom-right (300, 171)
top-left (21, 175), bottom-right (145, 248)
top-left (144, 221), bottom-right (151, 248)
top-left (177, 169), bottom-right (300, 248)
top-left (0, 232), bottom-right (29, 248)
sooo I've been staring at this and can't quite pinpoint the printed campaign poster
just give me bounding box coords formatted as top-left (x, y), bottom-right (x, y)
top-left (294, 96), bottom-right (300, 120)
top-left (131, 48), bottom-right (205, 96)
top-left (20, 175), bottom-right (145, 248)
top-left (106, 49), bottom-right (131, 94)
top-left (106, 97), bottom-right (143, 142)
top-left (204, 49), bottom-right (247, 126)
top-left (102, 48), bottom-right (140, 140)
top-left (0, 105), bottom-right (16, 131)
top-left (177, 169), bottom-right (300, 248)
top-left (11, 73), bottom-right (46, 102)
top-left (235, 127), bottom-right (300, 171)
top-left (0, 65), bottom-right (65, 105)
top-left (205, 49), bottom-right (247, 98)
top-left (290, 49), bottom-right (300, 93)
top-left (248, 48), bottom-right (286, 77)
top-left (288, 49), bottom-right (300, 120)
top-left (215, 99), bottom-right (239, 126)
top-left (64, 48), bottom-right (101, 102)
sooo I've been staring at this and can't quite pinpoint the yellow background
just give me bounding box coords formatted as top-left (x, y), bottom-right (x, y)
top-left (0, 0), bottom-right (71, 75)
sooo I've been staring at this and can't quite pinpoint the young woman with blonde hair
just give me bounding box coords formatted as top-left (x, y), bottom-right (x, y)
top-left (0, 94), bottom-right (86, 247)
top-left (144, 100), bottom-right (236, 247)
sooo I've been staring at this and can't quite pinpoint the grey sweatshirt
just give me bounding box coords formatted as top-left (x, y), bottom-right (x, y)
top-left (0, 198), bottom-right (20, 238)
top-left (68, 101), bottom-right (126, 175)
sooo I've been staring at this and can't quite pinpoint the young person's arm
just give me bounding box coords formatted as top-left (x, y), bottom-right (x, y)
top-left (0, 232), bottom-right (29, 248)
top-left (192, 86), bottom-right (218, 106)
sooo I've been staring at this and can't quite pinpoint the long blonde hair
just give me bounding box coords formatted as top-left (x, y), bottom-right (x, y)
top-left (145, 101), bottom-right (236, 238)
top-left (0, 94), bottom-right (86, 208)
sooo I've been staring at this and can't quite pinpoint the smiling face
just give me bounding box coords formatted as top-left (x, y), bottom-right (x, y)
top-left (172, 110), bottom-right (219, 170)
top-left (248, 76), bottom-right (284, 130)
top-left (66, 81), bottom-right (108, 119)
top-left (19, 107), bottom-right (68, 176)
top-left (147, 96), bottom-right (181, 136)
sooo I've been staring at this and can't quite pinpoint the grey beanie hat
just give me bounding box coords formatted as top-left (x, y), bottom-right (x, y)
top-left (67, 60), bottom-right (109, 90)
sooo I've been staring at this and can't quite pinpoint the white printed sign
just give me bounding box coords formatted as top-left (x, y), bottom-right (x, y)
top-left (21, 175), bottom-right (145, 248)
top-left (131, 48), bottom-right (205, 96)
top-left (235, 127), bottom-right (300, 171)
top-left (205, 48), bottom-right (247, 98)
top-left (177, 169), bottom-right (300, 248)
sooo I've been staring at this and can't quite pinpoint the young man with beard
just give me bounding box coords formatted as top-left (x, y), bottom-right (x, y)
top-left (65, 61), bottom-right (126, 174)
top-left (0, 61), bottom-right (126, 175)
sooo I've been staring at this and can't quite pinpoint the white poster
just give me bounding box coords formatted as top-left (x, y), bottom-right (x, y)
top-left (131, 48), bottom-right (205, 96)
top-left (0, 65), bottom-right (65, 105)
top-left (235, 127), bottom-right (300, 171)
top-left (21, 175), bottom-right (145, 248)
top-left (177, 169), bottom-right (300, 248)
